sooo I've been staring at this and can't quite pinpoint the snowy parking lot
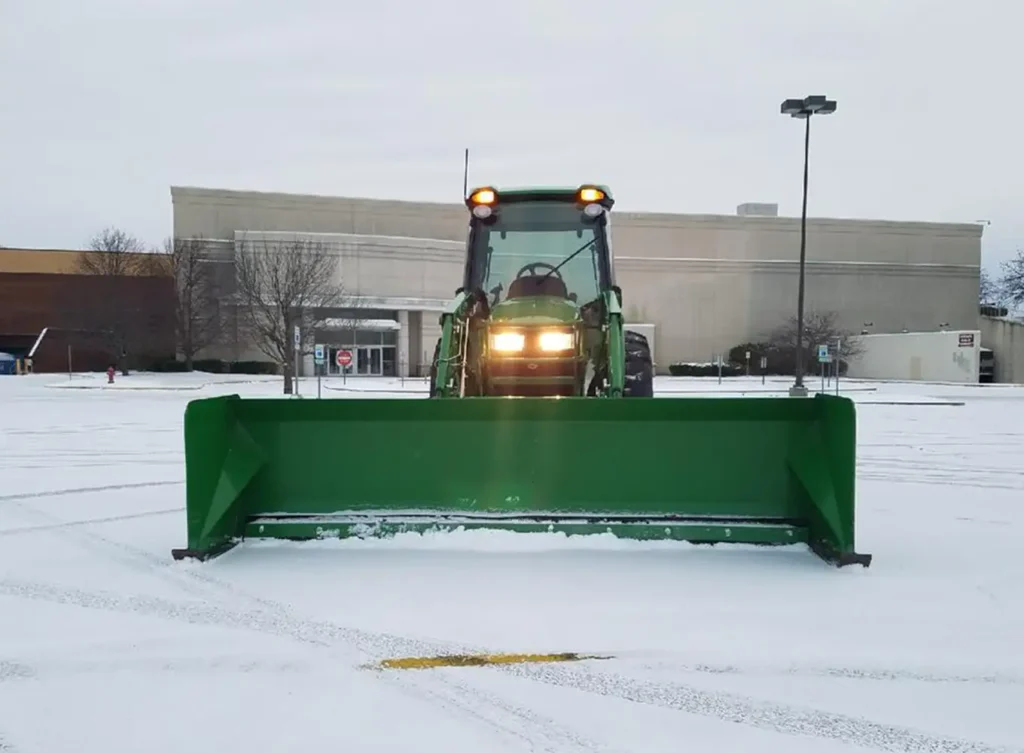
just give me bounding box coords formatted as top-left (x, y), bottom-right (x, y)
top-left (2, 372), bottom-right (1023, 752)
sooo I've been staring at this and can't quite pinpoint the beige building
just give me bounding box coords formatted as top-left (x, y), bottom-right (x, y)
top-left (171, 185), bottom-right (984, 377)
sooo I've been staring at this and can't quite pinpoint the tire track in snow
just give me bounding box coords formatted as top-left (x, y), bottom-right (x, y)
top-left (9, 460), bottom-right (183, 471)
top-left (622, 660), bottom-right (1024, 686)
top-left (5, 574), bottom-right (1011, 753)
top-left (0, 578), bottom-right (612, 752)
top-left (2, 479), bottom-right (321, 614)
top-left (858, 475), bottom-right (1024, 492)
top-left (0, 662), bottom-right (34, 682)
top-left (0, 655), bottom-right (308, 680)
top-left (498, 663), bottom-right (1024, 753)
top-left (0, 579), bottom-right (450, 660)
top-left (0, 480), bottom-right (182, 504)
top-left (3, 424), bottom-right (177, 436)
top-left (3, 503), bottom-right (614, 752)
top-left (0, 508), bottom-right (182, 537)
top-left (857, 453), bottom-right (1024, 491)
top-left (387, 669), bottom-right (610, 753)
top-left (24, 520), bottom-right (1022, 752)
top-left (2, 500), bottom-right (216, 601)
top-left (9, 500), bottom-right (1016, 752)
top-left (0, 482), bottom-right (249, 604)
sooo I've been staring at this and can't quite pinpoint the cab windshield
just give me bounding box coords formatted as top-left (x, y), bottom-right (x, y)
top-left (467, 202), bottom-right (606, 308)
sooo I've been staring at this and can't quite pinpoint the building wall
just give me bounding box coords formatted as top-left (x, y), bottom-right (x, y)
top-left (0, 249), bottom-right (89, 274)
top-left (980, 316), bottom-right (1024, 384)
top-left (0, 248), bottom-right (164, 275)
top-left (0, 271), bottom-right (176, 372)
top-left (172, 186), bottom-right (983, 372)
top-left (232, 230), bottom-right (465, 302)
top-left (845, 330), bottom-right (982, 383)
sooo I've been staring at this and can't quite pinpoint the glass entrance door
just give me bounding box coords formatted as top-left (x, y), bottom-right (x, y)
top-left (356, 347), bottom-right (384, 376)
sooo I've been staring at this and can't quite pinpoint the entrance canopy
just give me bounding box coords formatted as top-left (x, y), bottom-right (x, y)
top-left (321, 318), bottom-right (401, 331)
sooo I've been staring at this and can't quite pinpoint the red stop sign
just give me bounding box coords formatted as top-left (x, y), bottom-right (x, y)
top-left (336, 349), bottom-right (352, 367)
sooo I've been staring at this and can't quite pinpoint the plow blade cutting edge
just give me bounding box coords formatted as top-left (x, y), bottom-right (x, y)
top-left (170, 393), bottom-right (871, 567)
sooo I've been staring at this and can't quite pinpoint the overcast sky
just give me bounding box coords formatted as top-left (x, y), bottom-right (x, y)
top-left (1, 0), bottom-right (1020, 268)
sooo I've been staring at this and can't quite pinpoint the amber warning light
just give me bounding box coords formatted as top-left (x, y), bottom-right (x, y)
top-left (469, 187), bottom-right (497, 218)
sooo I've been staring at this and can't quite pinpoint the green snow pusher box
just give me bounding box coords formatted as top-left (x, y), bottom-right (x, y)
top-left (170, 393), bottom-right (871, 567)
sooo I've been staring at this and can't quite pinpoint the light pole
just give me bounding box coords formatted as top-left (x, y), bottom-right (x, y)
top-left (780, 94), bottom-right (836, 397)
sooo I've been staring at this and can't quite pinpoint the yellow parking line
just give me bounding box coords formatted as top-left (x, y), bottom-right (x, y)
top-left (375, 652), bottom-right (612, 670)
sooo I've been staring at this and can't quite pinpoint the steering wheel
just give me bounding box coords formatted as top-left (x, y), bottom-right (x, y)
top-left (514, 261), bottom-right (563, 280)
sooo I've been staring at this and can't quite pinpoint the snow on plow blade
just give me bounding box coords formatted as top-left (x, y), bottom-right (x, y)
top-left (170, 394), bottom-right (871, 567)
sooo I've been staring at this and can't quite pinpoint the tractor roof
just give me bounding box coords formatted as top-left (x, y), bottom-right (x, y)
top-left (465, 184), bottom-right (614, 209)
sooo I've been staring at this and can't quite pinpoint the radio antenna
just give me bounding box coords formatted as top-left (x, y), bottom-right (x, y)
top-left (462, 148), bottom-right (469, 200)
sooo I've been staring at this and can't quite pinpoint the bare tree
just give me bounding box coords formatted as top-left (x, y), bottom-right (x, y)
top-left (78, 227), bottom-right (147, 276)
top-left (146, 236), bottom-right (221, 369)
top-left (998, 249), bottom-right (1024, 308)
top-left (765, 310), bottom-right (865, 374)
top-left (233, 234), bottom-right (346, 394)
top-left (980, 268), bottom-right (1000, 304)
top-left (76, 226), bottom-right (150, 373)
top-left (769, 311), bottom-right (863, 355)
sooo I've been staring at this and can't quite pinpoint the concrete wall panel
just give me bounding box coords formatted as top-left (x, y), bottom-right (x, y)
top-left (846, 330), bottom-right (982, 383)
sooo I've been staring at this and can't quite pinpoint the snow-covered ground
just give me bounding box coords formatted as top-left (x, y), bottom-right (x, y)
top-left (2, 371), bottom-right (1023, 752)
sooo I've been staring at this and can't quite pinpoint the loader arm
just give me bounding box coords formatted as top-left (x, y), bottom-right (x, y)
top-left (603, 288), bottom-right (626, 397)
top-left (432, 290), bottom-right (477, 398)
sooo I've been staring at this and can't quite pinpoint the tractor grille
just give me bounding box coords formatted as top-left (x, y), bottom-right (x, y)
top-left (488, 358), bottom-right (577, 380)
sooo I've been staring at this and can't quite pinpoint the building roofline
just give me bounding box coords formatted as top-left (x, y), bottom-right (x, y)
top-left (171, 184), bottom-right (461, 213)
top-left (0, 247), bottom-right (86, 254)
top-left (0, 247), bottom-right (158, 256)
top-left (169, 184), bottom-right (985, 236)
top-left (0, 247), bottom-right (166, 275)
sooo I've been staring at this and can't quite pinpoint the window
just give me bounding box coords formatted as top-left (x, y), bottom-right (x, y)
top-left (468, 202), bottom-right (606, 308)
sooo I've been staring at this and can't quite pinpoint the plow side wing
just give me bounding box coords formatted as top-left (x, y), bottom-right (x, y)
top-left (171, 394), bottom-right (870, 567)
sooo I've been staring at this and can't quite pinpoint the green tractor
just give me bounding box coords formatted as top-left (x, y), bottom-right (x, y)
top-left (429, 184), bottom-right (653, 399)
top-left (169, 182), bottom-right (872, 569)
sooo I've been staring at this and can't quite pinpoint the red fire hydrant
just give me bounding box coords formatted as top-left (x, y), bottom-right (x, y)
top-left (107, 366), bottom-right (115, 384)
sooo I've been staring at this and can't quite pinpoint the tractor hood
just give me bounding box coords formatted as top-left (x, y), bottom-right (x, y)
top-left (490, 296), bottom-right (579, 326)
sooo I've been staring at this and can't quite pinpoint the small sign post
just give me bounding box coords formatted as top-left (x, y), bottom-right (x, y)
top-left (336, 349), bottom-right (352, 386)
top-left (835, 338), bottom-right (842, 396)
top-left (817, 344), bottom-right (831, 393)
top-left (293, 325), bottom-right (301, 396)
top-left (314, 344), bottom-right (325, 398)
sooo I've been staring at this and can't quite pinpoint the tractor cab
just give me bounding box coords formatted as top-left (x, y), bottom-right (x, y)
top-left (462, 185), bottom-right (615, 317)
top-left (428, 183), bottom-right (651, 399)
top-left (455, 186), bottom-right (618, 395)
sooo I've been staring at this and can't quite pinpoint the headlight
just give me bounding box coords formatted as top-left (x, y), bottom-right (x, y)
top-left (492, 331), bottom-right (525, 352)
top-left (538, 331), bottom-right (574, 352)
